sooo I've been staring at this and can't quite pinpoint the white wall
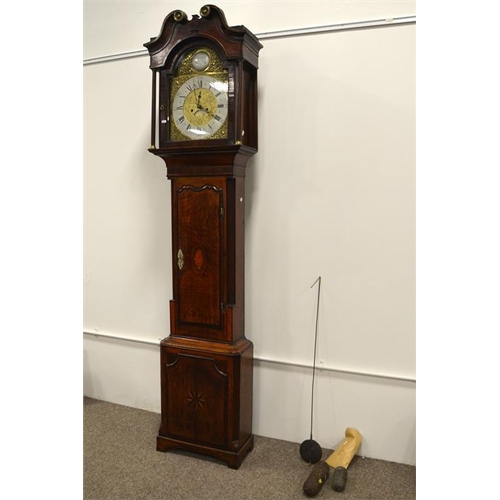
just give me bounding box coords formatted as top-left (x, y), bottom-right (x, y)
top-left (84, 1), bottom-right (416, 465)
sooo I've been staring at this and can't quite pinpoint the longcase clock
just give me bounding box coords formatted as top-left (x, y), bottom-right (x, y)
top-left (144, 5), bottom-right (262, 469)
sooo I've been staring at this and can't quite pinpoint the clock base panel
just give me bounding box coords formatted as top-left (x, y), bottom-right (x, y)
top-left (157, 336), bottom-right (254, 469)
top-left (156, 433), bottom-right (254, 470)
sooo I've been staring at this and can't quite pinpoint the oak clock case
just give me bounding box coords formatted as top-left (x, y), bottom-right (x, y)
top-left (144, 5), bottom-right (262, 469)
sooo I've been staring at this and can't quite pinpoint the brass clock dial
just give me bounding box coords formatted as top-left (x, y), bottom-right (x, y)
top-left (171, 74), bottom-right (229, 140)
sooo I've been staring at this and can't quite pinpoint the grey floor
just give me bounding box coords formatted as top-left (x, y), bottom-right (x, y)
top-left (84, 397), bottom-right (416, 499)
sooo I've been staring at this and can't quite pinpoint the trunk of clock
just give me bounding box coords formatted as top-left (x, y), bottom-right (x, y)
top-left (154, 146), bottom-right (255, 468)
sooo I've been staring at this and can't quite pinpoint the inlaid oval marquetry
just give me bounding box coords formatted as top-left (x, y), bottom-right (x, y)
top-left (193, 248), bottom-right (205, 271)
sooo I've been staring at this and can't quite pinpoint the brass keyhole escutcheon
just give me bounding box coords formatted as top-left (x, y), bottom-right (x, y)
top-left (177, 249), bottom-right (184, 270)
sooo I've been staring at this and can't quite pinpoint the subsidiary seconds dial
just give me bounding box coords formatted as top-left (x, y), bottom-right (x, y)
top-left (172, 75), bottom-right (229, 140)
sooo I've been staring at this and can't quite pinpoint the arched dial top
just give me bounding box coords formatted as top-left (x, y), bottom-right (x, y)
top-left (170, 47), bottom-right (229, 141)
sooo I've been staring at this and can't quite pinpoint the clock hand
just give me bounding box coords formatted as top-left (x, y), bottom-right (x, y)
top-left (192, 91), bottom-right (207, 116)
top-left (194, 107), bottom-right (213, 118)
top-left (195, 91), bottom-right (203, 109)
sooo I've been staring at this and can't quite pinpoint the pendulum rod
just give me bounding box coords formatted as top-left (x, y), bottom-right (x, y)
top-left (309, 276), bottom-right (321, 440)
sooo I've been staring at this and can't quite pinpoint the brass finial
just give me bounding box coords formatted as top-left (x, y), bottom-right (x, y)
top-left (200, 5), bottom-right (211, 18)
top-left (173, 10), bottom-right (187, 22)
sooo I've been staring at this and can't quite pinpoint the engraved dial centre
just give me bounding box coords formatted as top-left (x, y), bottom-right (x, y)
top-left (184, 88), bottom-right (218, 127)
